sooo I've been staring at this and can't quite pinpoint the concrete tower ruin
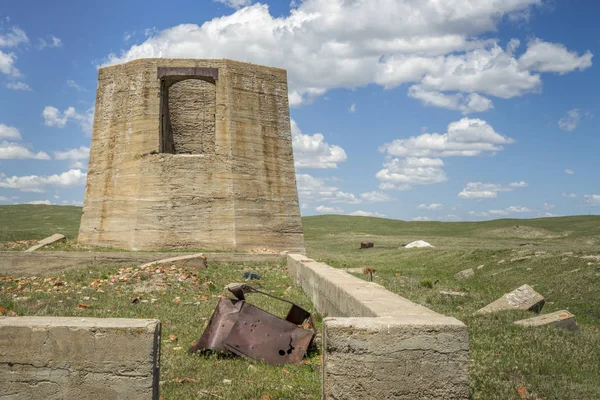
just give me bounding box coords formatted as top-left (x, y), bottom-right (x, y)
top-left (78, 59), bottom-right (305, 252)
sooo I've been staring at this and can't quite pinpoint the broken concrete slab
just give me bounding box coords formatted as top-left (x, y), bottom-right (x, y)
top-left (140, 253), bottom-right (207, 269)
top-left (440, 291), bottom-right (467, 298)
top-left (24, 233), bottom-right (65, 252)
top-left (454, 268), bottom-right (474, 280)
top-left (514, 310), bottom-right (579, 332)
top-left (0, 316), bottom-right (160, 399)
top-left (476, 284), bottom-right (545, 315)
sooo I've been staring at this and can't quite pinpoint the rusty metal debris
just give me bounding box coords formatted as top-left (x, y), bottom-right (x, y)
top-left (189, 283), bottom-right (316, 365)
top-left (360, 241), bottom-right (374, 249)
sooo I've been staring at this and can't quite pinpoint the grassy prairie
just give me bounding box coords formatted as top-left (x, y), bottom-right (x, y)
top-left (304, 214), bottom-right (600, 400)
top-left (2, 206), bottom-right (600, 399)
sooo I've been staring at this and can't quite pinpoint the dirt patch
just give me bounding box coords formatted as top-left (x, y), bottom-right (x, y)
top-left (484, 226), bottom-right (569, 239)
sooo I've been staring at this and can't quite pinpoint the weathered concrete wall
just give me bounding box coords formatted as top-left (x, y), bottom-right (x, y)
top-left (79, 58), bottom-right (304, 253)
top-left (0, 251), bottom-right (286, 277)
top-left (0, 317), bottom-right (160, 400)
top-left (286, 254), bottom-right (470, 400)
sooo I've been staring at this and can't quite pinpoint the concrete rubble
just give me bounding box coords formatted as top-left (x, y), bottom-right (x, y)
top-left (24, 233), bottom-right (65, 252)
top-left (140, 253), bottom-right (207, 269)
top-left (454, 268), bottom-right (475, 280)
top-left (476, 284), bottom-right (545, 314)
top-left (404, 240), bottom-right (434, 248)
top-left (514, 310), bottom-right (579, 332)
top-left (440, 290), bottom-right (467, 298)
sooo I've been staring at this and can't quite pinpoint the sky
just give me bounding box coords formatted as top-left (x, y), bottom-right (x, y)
top-left (0, 0), bottom-right (598, 221)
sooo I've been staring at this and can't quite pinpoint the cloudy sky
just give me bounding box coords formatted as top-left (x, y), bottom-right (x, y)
top-left (0, 0), bottom-right (598, 220)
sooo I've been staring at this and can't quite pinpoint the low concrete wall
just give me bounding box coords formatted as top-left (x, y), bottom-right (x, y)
top-left (0, 316), bottom-right (160, 400)
top-left (287, 254), bottom-right (470, 400)
top-left (0, 251), bottom-right (286, 276)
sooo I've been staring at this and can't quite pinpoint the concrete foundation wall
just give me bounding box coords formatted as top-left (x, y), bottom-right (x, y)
top-left (0, 251), bottom-right (286, 277)
top-left (286, 254), bottom-right (470, 400)
top-left (0, 317), bottom-right (160, 400)
top-left (79, 58), bottom-right (304, 253)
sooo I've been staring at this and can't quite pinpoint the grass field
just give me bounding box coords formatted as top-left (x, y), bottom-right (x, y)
top-left (1, 205), bottom-right (600, 399)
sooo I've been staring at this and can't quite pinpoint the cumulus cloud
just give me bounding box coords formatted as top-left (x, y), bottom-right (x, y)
top-left (412, 216), bottom-right (431, 221)
top-left (6, 82), bottom-right (31, 91)
top-left (54, 146), bottom-right (90, 169)
top-left (349, 210), bottom-right (387, 218)
top-left (564, 169), bottom-right (575, 175)
top-left (291, 119), bottom-right (347, 169)
top-left (408, 85), bottom-right (493, 114)
top-left (558, 109), bottom-right (583, 132)
top-left (563, 192), bottom-right (577, 199)
top-left (380, 118), bottom-right (514, 158)
top-left (418, 203), bottom-right (443, 211)
top-left (458, 181), bottom-right (527, 199)
top-left (519, 39), bottom-right (593, 74)
top-left (584, 195), bottom-right (600, 206)
top-left (349, 103), bottom-right (356, 113)
top-left (315, 205), bottom-right (344, 213)
top-left (0, 169), bottom-right (87, 192)
top-left (101, 1), bottom-right (591, 109)
top-left (377, 157), bottom-right (447, 190)
top-left (0, 124), bottom-right (22, 140)
top-left (26, 200), bottom-right (53, 205)
top-left (0, 27), bottom-right (29, 48)
top-left (0, 50), bottom-right (19, 76)
top-left (471, 205), bottom-right (533, 218)
top-left (42, 106), bottom-right (94, 135)
top-left (359, 191), bottom-right (393, 203)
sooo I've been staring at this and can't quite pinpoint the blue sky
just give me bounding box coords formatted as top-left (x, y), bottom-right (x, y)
top-left (0, 0), bottom-right (598, 221)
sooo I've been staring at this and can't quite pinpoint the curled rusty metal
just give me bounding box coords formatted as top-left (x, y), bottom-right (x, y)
top-left (189, 283), bottom-right (316, 365)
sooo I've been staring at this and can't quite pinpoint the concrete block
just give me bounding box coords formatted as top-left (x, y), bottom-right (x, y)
top-left (0, 316), bottom-right (160, 400)
top-left (24, 234), bottom-right (66, 252)
top-left (514, 310), bottom-right (579, 332)
top-left (476, 284), bottom-right (545, 314)
top-left (454, 268), bottom-right (474, 280)
top-left (139, 253), bottom-right (207, 269)
top-left (286, 254), bottom-right (470, 399)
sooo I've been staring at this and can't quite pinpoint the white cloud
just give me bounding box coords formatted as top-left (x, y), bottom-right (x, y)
top-left (296, 173), bottom-right (358, 205)
top-left (563, 192), bottom-right (577, 199)
top-left (488, 209), bottom-right (509, 216)
top-left (472, 205), bottom-right (533, 218)
top-left (101, 1), bottom-right (591, 109)
top-left (469, 211), bottom-right (489, 217)
top-left (6, 82), bottom-right (31, 91)
top-left (519, 39), bottom-right (593, 74)
top-left (349, 103), bottom-right (356, 113)
top-left (291, 119), bottom-right (347, 169)
top-left (26, 200), bottom-right (53, 205)
top-left (408, 85), bottom-right (493, 114)
top-left (584, 195), bottom-right (600, 207)
top-left (42, 106), bottom-right (94, 135)
top-left (442, 214), bottom-right (462, 221)
top-left (0, 196), bottom-right (9, 202)
top-left (315, 205), bottom-right (344, 213)
top-left (418, 203), bottom-right (443, 211)
top-left (349, 210), bottom-right (387, 218)
top-left (558, 109), bottom-right (582, 132)
top-left (505, 206), bottom-right (533, 213)
top-left (458, 181), bottom-right (527, 199)
top-left (543, 202), bottom-right (555, 210)
top-left (0, 50), bottom-right (19, 76)
top-left (0, 141), bottom-right (50, 160)
top-left (564, 169), bottom-right (575, 175)
top-left (380, 118), bottom-right (514, 158)
top-left (359, 191), bottom-right (393, 203)
top-left (67, 80), bottom-right (87, 92)
top-left (376, 157), bottom-right (447, 190)
top-left (0, 169), bottom-right (87, 192)
top-left (54, 146), bottom-right (90, 168)
top-left (412, 216), bottom-right (431, 221)
top-left (0, 27), bottom-right (28, 48)
top-left (38, 35), bottom-right (62, 49)
top-left (214, 0), bottom-right (252, 9)
top-left (0, 124), bottom-right (22, 140)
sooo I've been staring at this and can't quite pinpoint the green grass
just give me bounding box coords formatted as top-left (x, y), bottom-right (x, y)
top-left (2, 206), bottom-right (600, 399)
top-left (304, 214), bottom-right (600, 400)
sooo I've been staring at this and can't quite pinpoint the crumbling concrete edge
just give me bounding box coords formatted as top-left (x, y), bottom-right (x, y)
top-left (286, 254), bottom-right (470, 400)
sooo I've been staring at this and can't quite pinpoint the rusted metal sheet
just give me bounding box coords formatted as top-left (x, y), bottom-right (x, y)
top-left (157, 67), bottom-right (219, 80)
top-left (189, 283), bottom-right (316, 365)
